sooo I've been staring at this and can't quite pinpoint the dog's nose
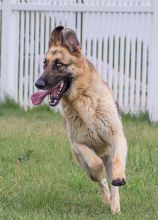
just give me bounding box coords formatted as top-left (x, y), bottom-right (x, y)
top-left (35, 78), bottom-right (46, 89)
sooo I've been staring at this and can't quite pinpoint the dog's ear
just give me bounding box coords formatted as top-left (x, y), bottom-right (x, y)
top-left (49, 26), bottom-right (64, 48)
top-left (61, 28), bottom-right (81, 55)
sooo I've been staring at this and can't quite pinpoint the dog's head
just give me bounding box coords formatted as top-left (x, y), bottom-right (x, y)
top-left (31, 26), bottom-right (83, 107)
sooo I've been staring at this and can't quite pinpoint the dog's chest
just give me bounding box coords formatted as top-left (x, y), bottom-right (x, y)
top-left (65, 113), bottom-right (96, 143)
top-left (61, 104), bottom-right (110, 155)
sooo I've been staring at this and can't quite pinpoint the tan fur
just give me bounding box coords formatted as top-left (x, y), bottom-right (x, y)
top-left (43, 29), bottom-right (128, 213)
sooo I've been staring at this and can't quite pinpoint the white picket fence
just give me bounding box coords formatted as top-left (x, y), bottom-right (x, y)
top-left (0, 0), bottom-right (158, 121)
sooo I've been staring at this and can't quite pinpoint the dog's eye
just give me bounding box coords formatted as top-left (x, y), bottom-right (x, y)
top-left (43, 58), bottom-right (48, 68)
top-left (54, 60), bottom-right (63, 69)
top-left (56, 63), bottom-right (62, 68)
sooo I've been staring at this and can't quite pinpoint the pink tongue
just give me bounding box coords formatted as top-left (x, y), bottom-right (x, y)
top-left (30, 90), bottom-right (50, 105)
top-left (30, 81), bottom-right (62, 105)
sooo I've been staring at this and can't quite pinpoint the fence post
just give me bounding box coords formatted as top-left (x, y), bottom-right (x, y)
top-left (148, 0), bottom-right (158, 122)
top-left (1, 0), bottom-right (18, 101)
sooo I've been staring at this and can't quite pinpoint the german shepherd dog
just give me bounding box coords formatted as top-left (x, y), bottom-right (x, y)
top-left (31, 26), bottom-right (127, 213)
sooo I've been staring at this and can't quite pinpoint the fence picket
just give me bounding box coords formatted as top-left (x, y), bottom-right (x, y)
top-left (135, 13), bottom-right (142, 112)
top-left (108, 34), bottom-right (114, 89)
top-left (34, 12), bottom-right (40, 91)
top-left (40, 12), bottom-right (45, 73)
top-left (0, 9), bottom-right (2, 99)
top-left (45, 13), bottom-right (50, 52)
top-left (113, 13), bottom-right (119, 100)
top-left (130, 37), bottom-right (136, 113)
top-left (19, 11), bottom-right (25, 106)
top-left (24, 11), bottom-right (29, 110)
top-left (124, 27), bottom-right (130, 112)
top-left (15, 12), bottom-right (20, 103)
top-left (29, 11), bottom-right (35, 108)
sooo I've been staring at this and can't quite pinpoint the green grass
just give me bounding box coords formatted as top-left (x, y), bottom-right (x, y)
top-left (0, 101), bottom-right (158, 220)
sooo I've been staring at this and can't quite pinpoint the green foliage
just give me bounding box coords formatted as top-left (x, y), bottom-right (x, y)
top-left (0, 103), bottom-right (158, 219)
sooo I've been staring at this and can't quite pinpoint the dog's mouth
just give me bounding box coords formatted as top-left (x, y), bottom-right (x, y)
top-left (31, 79), bottom-right (71, 107)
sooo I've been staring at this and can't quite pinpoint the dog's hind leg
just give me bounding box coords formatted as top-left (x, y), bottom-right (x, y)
top-left (98, 178), bottom-right (111, 205)
top-left (71, 142), bottom-right (110, 205)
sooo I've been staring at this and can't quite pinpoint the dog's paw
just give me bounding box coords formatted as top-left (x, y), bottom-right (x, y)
top-left (111, 199), bottom-right (120, 214)
top-left (112, 178), bottom-right (126, 186)
top-left (111, 204), bottom-right (121, 214)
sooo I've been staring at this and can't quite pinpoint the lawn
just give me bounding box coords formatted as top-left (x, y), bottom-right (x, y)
top-left (0, 101), bottom-right (158, 220)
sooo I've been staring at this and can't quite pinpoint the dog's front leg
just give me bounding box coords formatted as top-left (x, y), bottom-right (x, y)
top-left (111, 133), bottom-right (127, 186)
top-left (105, 133), bottom-right (127, 214)
top-left (71, 142), bottom-right (111, 206)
